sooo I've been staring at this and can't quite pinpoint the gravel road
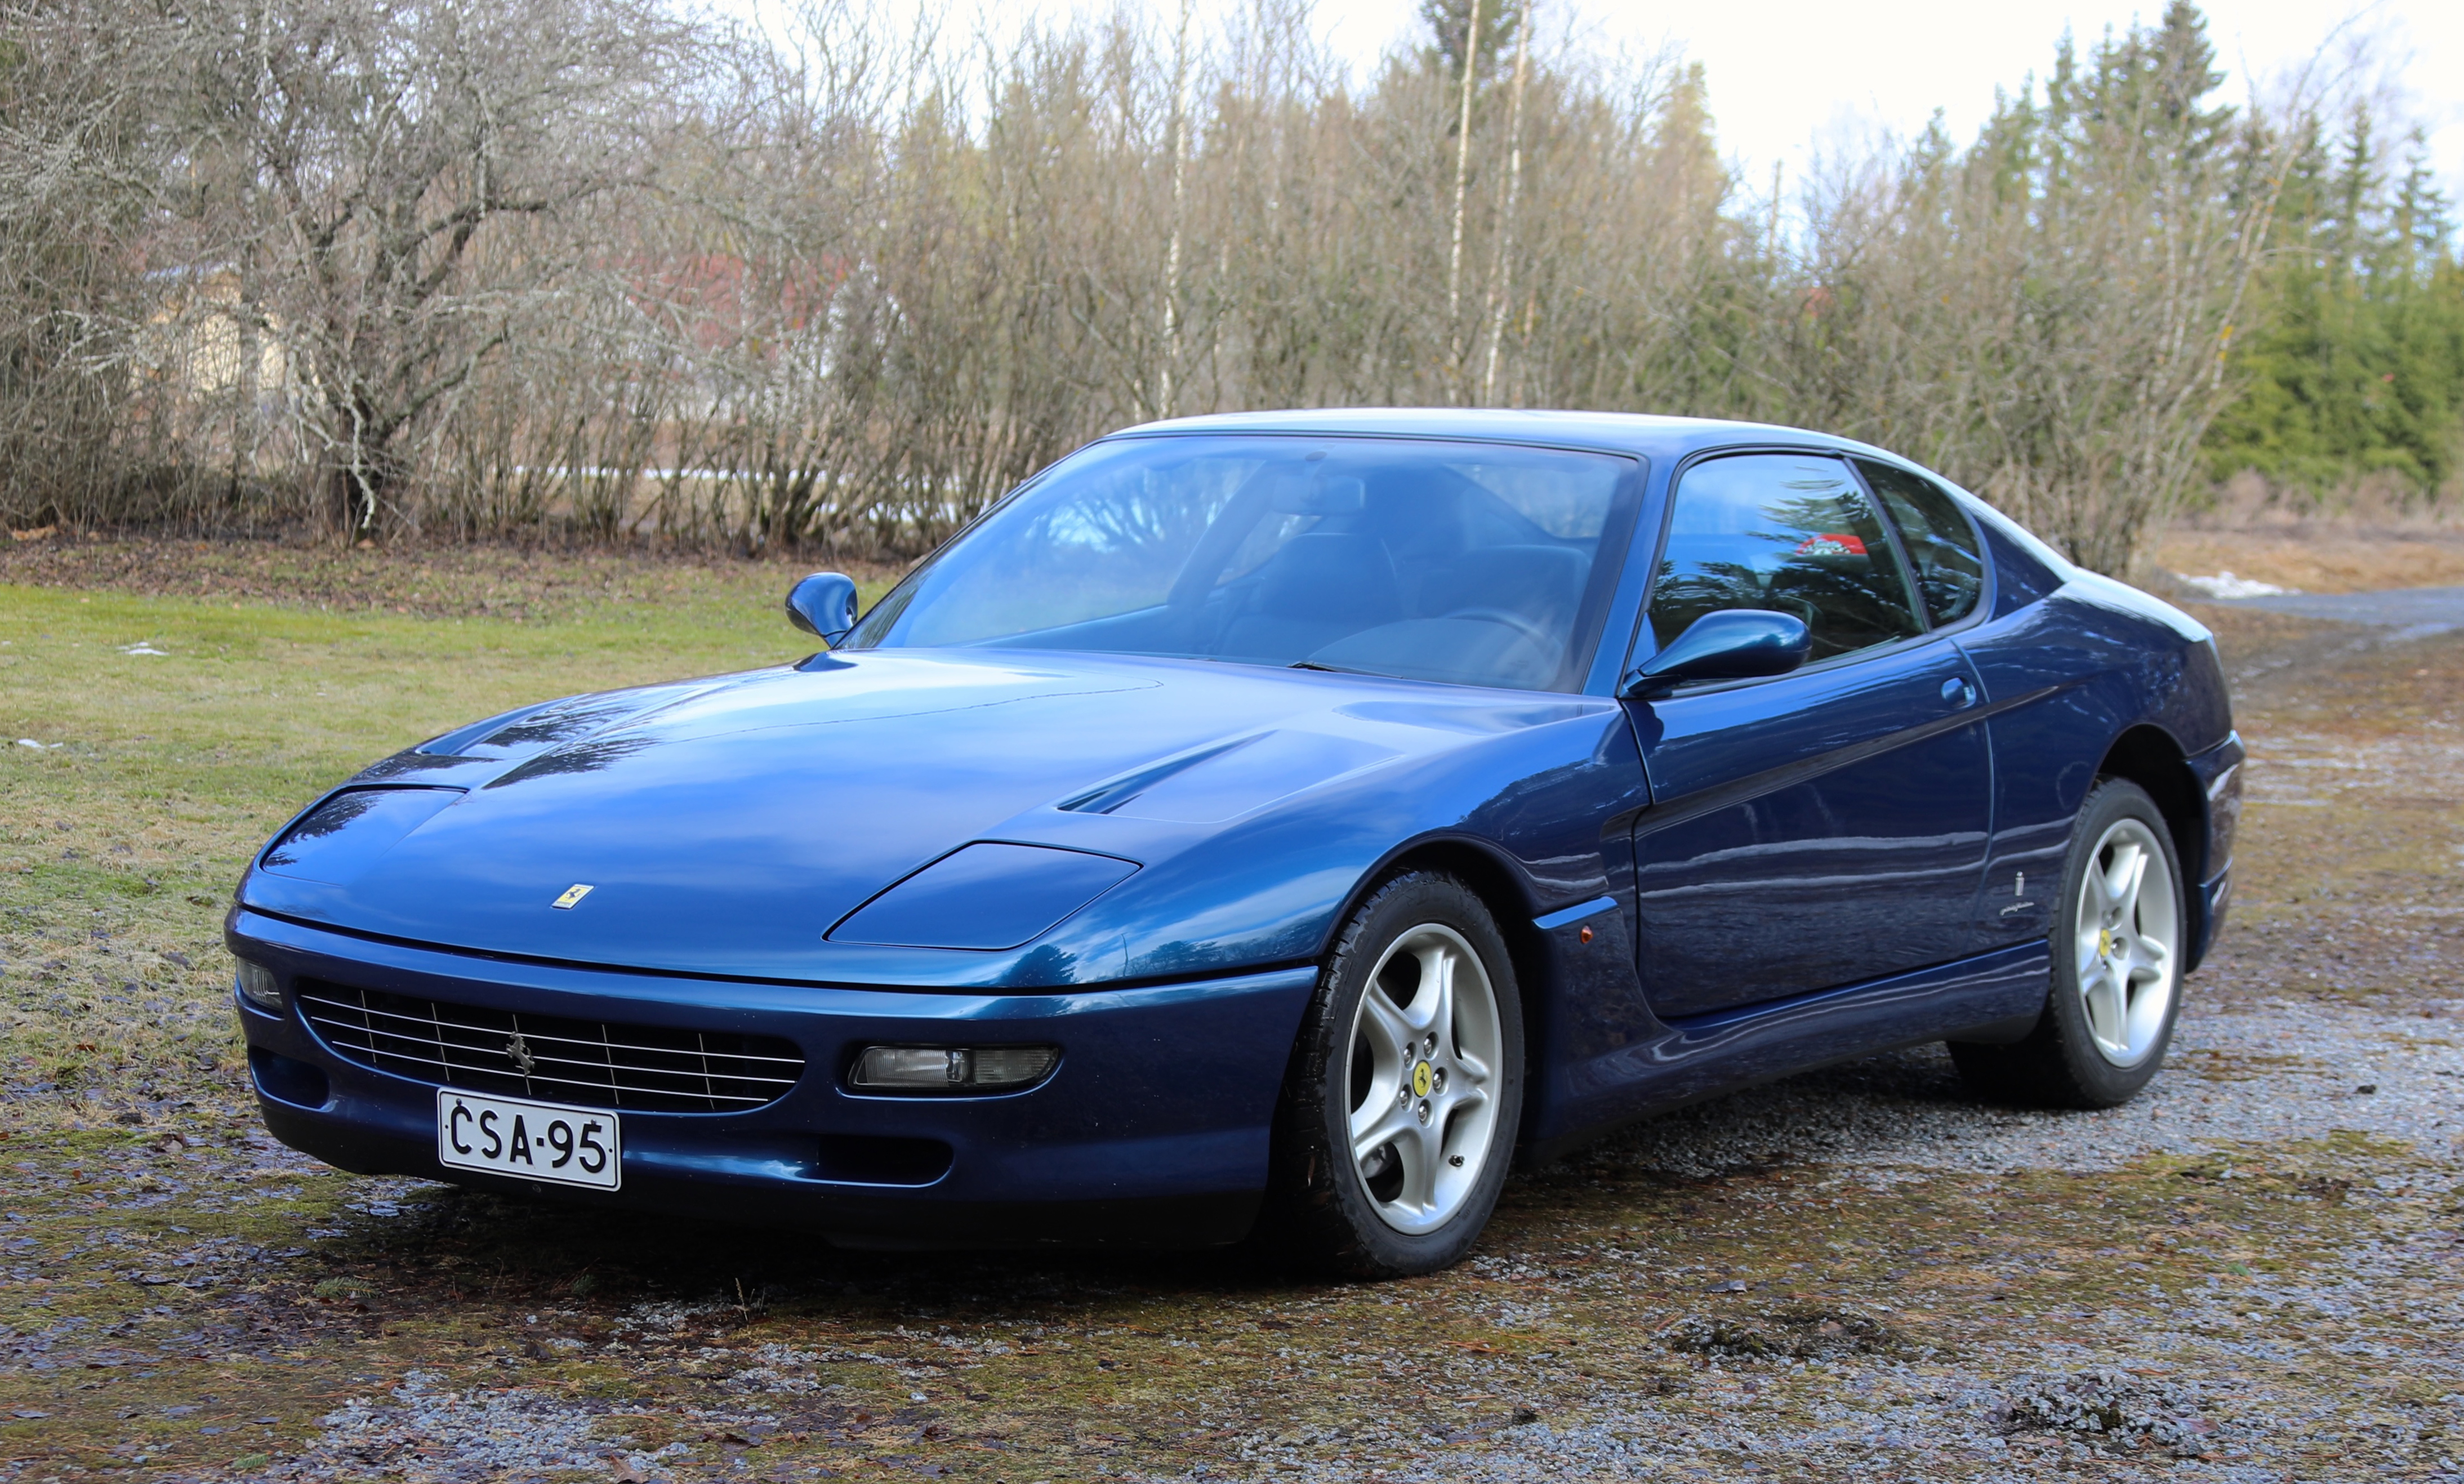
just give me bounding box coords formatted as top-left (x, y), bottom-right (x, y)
top-left (1326, 995), bottom-right (2464, 1482)
top-left (2215, 582), bottom-right (2464, 637)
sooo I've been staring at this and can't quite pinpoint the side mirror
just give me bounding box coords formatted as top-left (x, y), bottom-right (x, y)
top-left (785, 572), bottom-right (861, 645)
top-left (1620, 610), bottom-right (1811, 699)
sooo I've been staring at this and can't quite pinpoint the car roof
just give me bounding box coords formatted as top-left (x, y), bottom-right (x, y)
top-left (1108, 408), bottom-right (1880, 463)
top-left (1105, 409), bottom-right (2077, 577)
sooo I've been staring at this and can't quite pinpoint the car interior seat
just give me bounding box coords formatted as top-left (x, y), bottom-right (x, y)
top-left (1215, 532), bottom-right (1405, 661)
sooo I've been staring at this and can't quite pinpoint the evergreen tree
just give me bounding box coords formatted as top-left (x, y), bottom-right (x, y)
top-left (1419, 0), bottom-right (1522, 83)
top-left (2205, 112), bottom-right (2464, 498)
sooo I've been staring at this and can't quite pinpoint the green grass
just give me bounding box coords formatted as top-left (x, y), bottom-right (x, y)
top-left (0, 573), bottom-right (884, 1129)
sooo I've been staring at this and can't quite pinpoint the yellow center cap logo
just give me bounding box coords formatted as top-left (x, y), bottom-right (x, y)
top-left (1412, 1061), bottom-right (1433, 1098)
top-left (2097, 928), bottom-right (2113, 956)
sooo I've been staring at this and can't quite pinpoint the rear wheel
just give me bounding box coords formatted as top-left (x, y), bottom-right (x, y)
top-left (1263, 872), bottom-right (1523, 1278)
top-left (1951, 777), bottom-right (2186, 1108)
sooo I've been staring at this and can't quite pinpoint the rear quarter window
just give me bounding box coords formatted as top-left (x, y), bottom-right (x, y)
top-left (1855, 459), bottom-right (1986, 627)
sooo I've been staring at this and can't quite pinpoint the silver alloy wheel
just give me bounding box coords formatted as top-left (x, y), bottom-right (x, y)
top-left (2071, 817), bottom-right (2180, 1068)
top-left (1344, 923), bottom-right (1505, 1236)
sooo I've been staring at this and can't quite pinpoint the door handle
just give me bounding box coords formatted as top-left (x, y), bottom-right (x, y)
top-left (1941, 677), bottom-right (1977, 708)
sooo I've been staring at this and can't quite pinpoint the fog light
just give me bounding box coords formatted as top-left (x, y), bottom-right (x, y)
top-left (247, 1046), bottom-right (329, 1108)
top-left (849, 1044), bottom-right (1058, 1093)
top-left (235, 960), bottom-right (283, 1012)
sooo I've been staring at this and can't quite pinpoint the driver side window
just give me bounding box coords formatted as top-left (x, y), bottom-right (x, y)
top-left (1648, 453), bottom-right (1923, 663)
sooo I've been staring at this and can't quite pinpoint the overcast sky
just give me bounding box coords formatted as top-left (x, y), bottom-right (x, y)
top-left (719, 1), bottom-right (2464, 211)
top-left (1343, 0), bottom-right (2460, 206)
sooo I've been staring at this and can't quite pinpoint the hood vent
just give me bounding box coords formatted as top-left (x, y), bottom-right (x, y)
top-left (1061, 729), bottom-right (1398, 825)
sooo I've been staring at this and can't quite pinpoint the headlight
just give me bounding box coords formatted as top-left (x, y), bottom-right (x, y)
top-left (235, 960), bottom-right (283, 1011)
top-left (849, 1044), bottom-right (1059, 1093)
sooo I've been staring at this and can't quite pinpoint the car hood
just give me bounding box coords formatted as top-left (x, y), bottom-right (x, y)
top-left (238, 649), bottom-right (1611, 983)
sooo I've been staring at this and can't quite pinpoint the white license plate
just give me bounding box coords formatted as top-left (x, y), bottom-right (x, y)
top-left (436, 1089), bottom-right (622, 1191)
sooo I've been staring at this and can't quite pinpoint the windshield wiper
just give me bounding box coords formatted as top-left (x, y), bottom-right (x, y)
top-left (1288, 659), bottom-right (1371, 675)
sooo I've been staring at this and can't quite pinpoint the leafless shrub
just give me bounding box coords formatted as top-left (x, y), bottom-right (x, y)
top-left (0, 2), bottom-right (204, 530)
top-left (200, 0), bottom-right (698, 540)
top-left (0, 0), bottom-right (2377, 572)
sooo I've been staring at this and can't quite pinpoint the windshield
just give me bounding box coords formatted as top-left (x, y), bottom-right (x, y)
top-left (843, 435), bottom-right (1639, 692)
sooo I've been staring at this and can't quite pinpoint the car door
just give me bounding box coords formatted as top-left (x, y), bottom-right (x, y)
top-left (1622, 451), bottom-right (1993, 1019)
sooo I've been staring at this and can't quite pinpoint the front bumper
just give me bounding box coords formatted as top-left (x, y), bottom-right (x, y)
top-left (226, 908), bottom-right (1316, 1247)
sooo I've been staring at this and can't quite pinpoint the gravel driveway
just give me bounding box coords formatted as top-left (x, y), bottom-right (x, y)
top-left (2215, 582), bottom-right (2464, 639)
top-left (3, 591), bottom-right (2461, 1484)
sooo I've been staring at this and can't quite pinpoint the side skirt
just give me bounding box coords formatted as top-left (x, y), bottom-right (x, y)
top-left (1523, 939), bottom-right (2051, 1163)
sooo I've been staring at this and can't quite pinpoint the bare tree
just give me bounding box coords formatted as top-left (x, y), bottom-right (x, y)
top-left (1479, 0), bottom-right (1532, 405)
top-left (0, 1), bottom-right (202, 531)
top-left (3, 0), bottom-right (2368, 574)
top-left (184, 0), bottom-right (693, 541)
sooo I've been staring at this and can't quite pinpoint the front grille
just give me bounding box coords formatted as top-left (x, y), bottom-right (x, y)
top-left (297, 979), bottom-right (804, 1113)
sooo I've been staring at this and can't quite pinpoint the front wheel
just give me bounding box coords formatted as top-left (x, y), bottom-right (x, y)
top-left (1262, 872), bottom-right (1524, 1278)
top-left (1951, 777), bottom-right (2187, 1108)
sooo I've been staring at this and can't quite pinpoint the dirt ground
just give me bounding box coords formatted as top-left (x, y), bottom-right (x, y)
top-left (2149, 526), bottom-right (2464, 595)
top-left (2, 536), bottom-right (2460, 1483)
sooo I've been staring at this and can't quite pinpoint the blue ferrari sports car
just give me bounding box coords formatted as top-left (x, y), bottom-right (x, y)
top-left (228, 409), bottom-right (2239, 1276)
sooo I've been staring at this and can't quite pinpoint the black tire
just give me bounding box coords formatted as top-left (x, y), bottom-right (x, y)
top-left (1950, 777), bottom-right (2188, 1108)
top-left (1259, 872), bottom-right (1525, 1279)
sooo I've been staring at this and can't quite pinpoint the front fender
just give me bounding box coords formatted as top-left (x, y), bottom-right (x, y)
top-left (1013, 702), bottom-right (1648, 987)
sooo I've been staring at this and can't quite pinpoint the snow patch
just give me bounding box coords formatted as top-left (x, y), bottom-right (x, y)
top-left (2178, 570), bottom-right (2293, 599)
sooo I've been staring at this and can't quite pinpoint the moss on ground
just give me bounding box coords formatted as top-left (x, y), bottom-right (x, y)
top-left (3, 1125), bottom-right (2450, 1478)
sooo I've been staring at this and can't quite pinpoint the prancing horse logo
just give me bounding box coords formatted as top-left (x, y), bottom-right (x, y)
top-left (505, 1033), bottom-right (538, 1077)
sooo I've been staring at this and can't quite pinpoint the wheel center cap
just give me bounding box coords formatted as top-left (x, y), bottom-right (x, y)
top-left (1411, 1060), bottom-right (1434, 1099)
top-left (2097, 928), bottom-right (2114, 957)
